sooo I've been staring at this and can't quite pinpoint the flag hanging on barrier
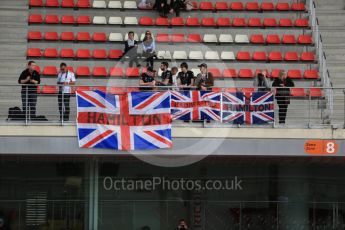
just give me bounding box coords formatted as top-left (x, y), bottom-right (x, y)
top-left (170, 90), bottom-right (221, 121)
top-left (76, 90), bottom-right (172, 151)
top-left (222, 91), bottom-right (274, 124)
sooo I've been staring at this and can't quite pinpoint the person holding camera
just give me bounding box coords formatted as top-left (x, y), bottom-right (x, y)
top-left (57, 62), bottom-right (75, 121)
top-left (253, 70), bottom-right (270, 92)
top-left (176, 219), bottom-right (189, 230)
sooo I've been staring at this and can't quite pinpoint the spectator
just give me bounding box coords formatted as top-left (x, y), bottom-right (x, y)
top-left (176, 219), bottom-right (188, 230)
top-left (138, 0), bottom-right (153, 9)
top-left (272, 70), bottom-right (295, 124)
top-left (18, 61), bottom-right (40, 120)
top-left (57, 62), bottom-right (76, 121)
top-left (124, 31), bottom-right (140, 67)
top-left (177, 62), bottom-right (194, 90)
top-left (194, 63), bottom-right (214, 90)
top-left (170, 0), bottom-right (184, 16)
top-left (139, 66), bottom-right (156, 91)
top-left (157, 61), bottom-right (172, 87)
top-left (171, 66), bottom-right (179, 87)
top-left (142, 31), bottom-right (157, 67)
top-left (153, 0), bottom-right (170, 18)
top-left (253, 70), bottom-right (270, 92)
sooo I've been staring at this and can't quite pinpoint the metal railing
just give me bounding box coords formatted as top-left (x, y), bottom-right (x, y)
top-left (0, 84), bottom-right (343, 128)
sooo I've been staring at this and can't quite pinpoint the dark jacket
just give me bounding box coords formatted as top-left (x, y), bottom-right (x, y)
top-left (124, 40), bottom-right (138, 55)
top-left (194, 72), bottom-right (214, 90)
top-left (272, 77), bottom-right (295, 104)
top-left (18, 69), bottom-right (41, 91)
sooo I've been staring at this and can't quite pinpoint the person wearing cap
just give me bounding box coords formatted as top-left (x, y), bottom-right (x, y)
top-left (139, 66), bottom-right (157, 91)
top-left (142, 31), bottom-right (156, 67)
top-left (177, 62), bottom-right (195, 90)
top-left (194, 63), bottom-right (214, 91)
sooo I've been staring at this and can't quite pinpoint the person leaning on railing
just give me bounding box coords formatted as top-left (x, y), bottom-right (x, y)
top-left (272, 70), bottom-right (295, 124)
top-left (253, 69), bottom-right (270, 92)
top-left (194, 63), bottom-right (214, 91)
top-left (18, 60), bottom-right (41, 120)
top-left (139, 66), bottom-right (157, 91)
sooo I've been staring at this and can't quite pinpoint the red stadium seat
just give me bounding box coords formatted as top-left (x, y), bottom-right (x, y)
top-left (108, 50), bottom-right (123, 59)
top-left (33, 65), bottom-right (41, 73)
top-left (44, 32), bottom-right (58, 41)
top-left (242, 88), bottom-right (255, 94)
top-left (27, 48), bottom-right (42, 57)
top-left (28, 31), bottom-right (42, 40)
top-left (190, 1), bottom-right (198, 10)
top-left (245, 2), bottom-right (259, 11)
top-left (45, 15), bottom-right (59, 24)
top-left (201, 18), bottom-right (216, 27)
top-left (271, 69), bottom-right (282, 78)
top-left (309, 88), bottom-right (323, 97)
top-left (263, 18), bottom-right (277, 27)
top-left (61, 15), bottom-right (75, 24)
top-left (75, 86), bottom-right (92, 92)
top-left (237, 51), bottom-right (251, 61)
top-left (303, 70), bottom-right (319, 79)
top-left (77, 0), bottom-right (91, 8)
top-left (232, 18), bottom-right (246, 27)
top-left (295, 18), bottom-right (309, 27)
top-left (139, 16), bottom-right (154, 26)
top-left (156, 33), bottom-right (170, 42)
top-left (156, 17), bottom-right (170, 26)
top-left (126, 67), bottom-right (140, 77)
top-left (42, 66), bottom-right (58, 76)
top-left (172, 34), bottom-right (185, 43)
top-left (93, 67), bottom-right (108, 77)
top-left (60, 48), bottom-right (75, 58)
top-left (239, 69), bottom-right (253, 78)
top-left (29, 0), bottom-right (43, 7)
top-left (248, 18), bottom-right (262, 27)
top-left (268, 51), bottom-right (283, 61)
top-left (109, 67), bottom-right (124, 77)
top-left (77, 32), bottom-right (91, 41)
top-left (276, 2), bottom-right (290, 11)
top-left (43, 48), bottom-right (58, 58)
top-left (92, 49), bottom-right (107, 59)
top-left (186, 17), bottom-right (200, 26)
top-left (284, 51), bottom-right (299, 61)
top-left (279, 18), bottom-right (293, 27)
top-left (282, 34), bottom-right (296, 44)
top-left (61, 0), bottom-right (75, 7)
top-left (230, 2), bottom-right (244, 10)
top-left (61, 32), bottom-right (75, 41)
top-left (215, 2), bottom-right (228, 11)
top-left (76, 66), bottom-right (91, 77)
top-left (92, 32), bottom-right (107, 42)
top-left (67, 66), bottom-right (74, 73)
top-left (41, 85), bottom-right (58, 94)
top-left (300, 52), bottom-right (315, 62)
top-left (298, 35), bottom-right (313, 44)
top-left (266, 34), bottom-right (280, 44)
top-left (200, 2), bottom-right (213, 10)
top-left (261, 2), bottom-right (274, 11)
top-left (250, 34), bottom-right (265, 44)
top-left (45, 0), bottom-right (59, 7)
top-left (171, 17), bottom-right (184, 26)
top-left (76, 49), bottom-right (91, 59)
top-left (187, 34), bottom-right (202, 43)
top-left (223, 69), bottom-right (237, 78)
top-left (77, 16), bottom-right (91, 24)
top-left (291, 88), bottom-right (306, 97)
top-left (291, 3), bottom-right (306, 11)
top-left (29, 14), bottom-right (43, 24)
top-left (217, 17), bottom-right (231, 27)
top-left (287, 69), bottom-right (302, 79)
top-left (208, 68), bottom-right (221, 78)
top-left (252, 51), bottom-right (267, 61)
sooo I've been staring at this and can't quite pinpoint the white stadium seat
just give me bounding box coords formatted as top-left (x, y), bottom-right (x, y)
top-left (93, 16), bottom-right (107, 24)
top-left (109, 33), bottom-right (123, 42)
top-left (221, 51), bottom-right (235, 60)
top-left (108, 1), bottom-right (122, 8)
top-left (108, 17), bottom-right (123, 25)
top-left (191, 68), bottom-right (201, 76)
top-left (157, 51), bottom-right (172, 59)
top-left (203, 34), bottom-right (218, 43)
top-left (173, 51), bottom-right (188, 59)
top-left (189, 51), bottom-right (203, 60)
top-left (140, 33), bottom-right (145, 41)
top-left (219, 34), bottom-right (234, 43)
top-left (124, 32), bottom-right (139, 41)
top-left (123, 1), bottom-right (137, 9)
top-left (124, 17), bottom-right (138, 25)
top-left (235, 34), bottom-right (249, 43)
top-left (205, 51), bottom-right (220, 60)
top-left (93, 0), bottom-right (107, 8)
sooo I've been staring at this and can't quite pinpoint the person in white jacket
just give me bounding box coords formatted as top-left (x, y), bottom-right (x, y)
top-left (142, 31), bottom-right (157, 67)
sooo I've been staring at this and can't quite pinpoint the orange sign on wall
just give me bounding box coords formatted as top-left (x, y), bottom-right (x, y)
top-left (304, 140), bottom-right (338, 155)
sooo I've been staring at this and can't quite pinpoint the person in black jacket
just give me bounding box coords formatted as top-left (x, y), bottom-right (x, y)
top-left (272, 70), bottom-right (295, 124)
top-left (154, 0), bottom-right (170, 17)
top-left (18, 61), bottom-right (41, 120)
top-left (177, 62), bottom-right (195, 90)
top-left (170, 0), bottom-right (184, 16)
top-left (124, 31), bottom-right (140, 67)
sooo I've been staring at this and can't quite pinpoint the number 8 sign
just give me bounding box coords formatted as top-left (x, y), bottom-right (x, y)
top-left (304, 140), bottom-right (338, 155)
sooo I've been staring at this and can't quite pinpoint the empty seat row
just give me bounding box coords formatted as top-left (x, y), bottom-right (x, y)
top-left (27, 31), bottom-right (313, 45)
top-left (27, 48), bottom-right (123, 59)
top-left (28, 14), bottom-right (310, 28)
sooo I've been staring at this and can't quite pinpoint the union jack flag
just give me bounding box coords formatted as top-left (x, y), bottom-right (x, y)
top-left (222, 91), bottom-right (274, 124)
top-left (170, 91), bottom-right (221, 121)
top-left (76, 90), bottom-right (172, 151)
